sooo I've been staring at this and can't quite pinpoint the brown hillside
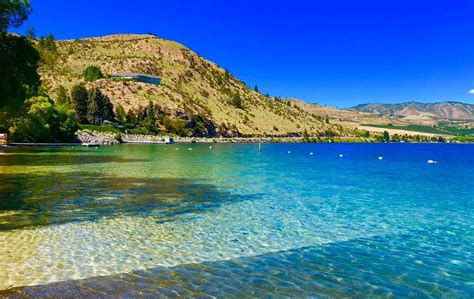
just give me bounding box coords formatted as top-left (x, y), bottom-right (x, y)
top-left (39, 34), bottom-right (344, 137)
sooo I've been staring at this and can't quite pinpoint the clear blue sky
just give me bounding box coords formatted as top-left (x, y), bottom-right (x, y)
top-left (12, 0), bottom-right (474, 107)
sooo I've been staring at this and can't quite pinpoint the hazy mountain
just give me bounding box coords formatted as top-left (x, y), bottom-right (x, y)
top-left (352, 102), bottom-right (474, 121)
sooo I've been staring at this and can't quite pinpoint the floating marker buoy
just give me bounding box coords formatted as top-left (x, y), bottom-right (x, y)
top-left (209, 145), bottom-right (212, 149)
top-left (175, 148), bottom-right (179, 151)
top-left (188, 148), bottom-right (193, 151)
top-left (427, 160), bottom-right (437, 164)
top-left (288, 151), bottom-right (291, 154)
top-left (310, 152), bottom-right (314, 156)
top-left (339, 154), bottom-right (343, 157)
top-left (378, 156), bottom-right (383, 160)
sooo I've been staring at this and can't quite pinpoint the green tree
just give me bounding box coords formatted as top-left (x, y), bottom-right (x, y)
top-left (254, 85), bottom-right (259, 93)
top-left (0, 0), bottom-right (32, 32)
top-left (55, 85), bottom-right (70, 105)
top-left (9, 96), bottom-right (77, 142)
top-left (36, 33), bottom-right (58, 67)
top-left (383, 130), bottom-right (390, 142)
top-left (232, 93), bottom-right (243, 109)
top-left (87, 88), bottom-right (105, 125)
top-left (38, 33), bottom-right (57, 52)
top-left (25, 26), bottom-right (34, 39)
top-left (0, 34), bottom-right (40, 109)
top-left (103, 95), bottom-right (115, 121)
top-left (71, 84), bottom-right (88, 123)
top-left (83, 65), bottom-right (103, 82)
top-left (115, 104), bottom-right (127, 123)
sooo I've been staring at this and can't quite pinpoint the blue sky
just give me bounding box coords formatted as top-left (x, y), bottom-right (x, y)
top-left (12, 0), bottom-right (474, 107)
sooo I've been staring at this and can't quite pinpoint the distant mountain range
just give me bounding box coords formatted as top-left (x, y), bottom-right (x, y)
top-left (352, 102), bottom-right (474, 121)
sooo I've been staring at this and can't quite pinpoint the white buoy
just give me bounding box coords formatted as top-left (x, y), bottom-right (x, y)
top-left (378, 156), bottom-right (383, 160)
top-left (188, 148), bottom-right (193, 151)
top-left (310, 152), bottom-right (314, 156)
top-left (175, 148), bottom-right (179, 151)
top-left (339, 154), bottom-right (343, 157)
top-left (209, 145), bottom-right (212, 149)
top-left (427, 160), bottom-right (437, 164)
top-left (288, 151), bottom-right (291, 154)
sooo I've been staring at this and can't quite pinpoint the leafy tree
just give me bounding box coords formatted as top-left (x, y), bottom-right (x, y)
top-left (0, 34), bottom-right (40, 109)
top-left (25, 26), bottom-right (35, 39)
top-left (36, 33), bottom-right (58, 67)
top-left (0, 0), bottom-right (32, 32)
top-left (383, 130), bottom-right (390, 142)
top-left (71, 84), bottom-right (88, 123)
top-left (55, 85), bottom-right (70, 105)
top-left (115, 104), bottom-right (127, 123)
top-left (38, 33), bottom-right (57, 52)
top-left (232, 93), bottom-right (243, 109)
top-left (9, 96), bottom-right (77, 142)
top-left (87, 88), bottom-right (105, 125)
top-left (83, 65), bottom-right (103, 82)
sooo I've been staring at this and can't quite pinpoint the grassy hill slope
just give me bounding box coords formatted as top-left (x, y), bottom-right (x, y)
top-left (39, 34), bottom-right (345, 137)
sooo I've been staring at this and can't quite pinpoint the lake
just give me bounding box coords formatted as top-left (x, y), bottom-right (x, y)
top-left (0, 143), bottom-right (473, 297)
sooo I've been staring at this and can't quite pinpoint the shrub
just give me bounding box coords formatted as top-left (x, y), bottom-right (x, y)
top-left (83, 66), bottom-right (103, 82)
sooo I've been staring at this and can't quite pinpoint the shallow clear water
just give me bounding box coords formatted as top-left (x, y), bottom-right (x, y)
top-left (0, 143), bottom-right (473, 297)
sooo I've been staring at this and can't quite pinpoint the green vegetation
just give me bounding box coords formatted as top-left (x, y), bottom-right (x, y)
top-left (9, 96), bottom-right (78, 142)
top-left (383, 130), bottom-right (390, 142)
top-left (36, 33), bottom-right (58, 67)
top-left (0, 2), bottom-right (77, 142)
top-left (364, 124), bottom-right (474, 136)
top-left (83, 65), bottom-right (103, 82)
top-left (71, 84), bottom-right (88, 123)
top-left (0, 34), bottom-right (40, 109)
top-left (231, 93), bottom-right (243, 109)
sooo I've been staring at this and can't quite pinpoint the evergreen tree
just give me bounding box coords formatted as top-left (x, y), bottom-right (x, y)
top-left (103, 95), bottom-right (115, 121)
top-left (55, 85), bottom-right (70, 105)
top-left (254, 85), bottom-right (259, 93)
top-left (115, 104), bottom-right (127, 123)
top-left (87, 88), bottom-right (105, 125)
top-left (71, 84), bottom-right (88, 123)
top-left (383, 130), bottom-right (390, 142)
top-left (25, 26), bottom-right (35, 39)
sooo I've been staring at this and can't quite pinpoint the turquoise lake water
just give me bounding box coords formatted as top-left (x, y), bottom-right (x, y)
top-left (0, 143), bottom-right (473, 297)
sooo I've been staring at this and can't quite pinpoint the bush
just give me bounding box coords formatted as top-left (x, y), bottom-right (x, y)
top-left (114, 132), bottom-right (122, 143)
top-left (9, 96), bottom-right (78, 142)
top-left (83, 66), bottom-right (103, 82)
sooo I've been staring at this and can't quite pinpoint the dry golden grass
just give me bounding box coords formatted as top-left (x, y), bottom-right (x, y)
top-left (40, 34), bottom-right (344, 136)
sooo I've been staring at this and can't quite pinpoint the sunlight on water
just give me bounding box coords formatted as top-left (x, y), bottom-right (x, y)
top-left (0, 144), bottom-right (473, 296)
